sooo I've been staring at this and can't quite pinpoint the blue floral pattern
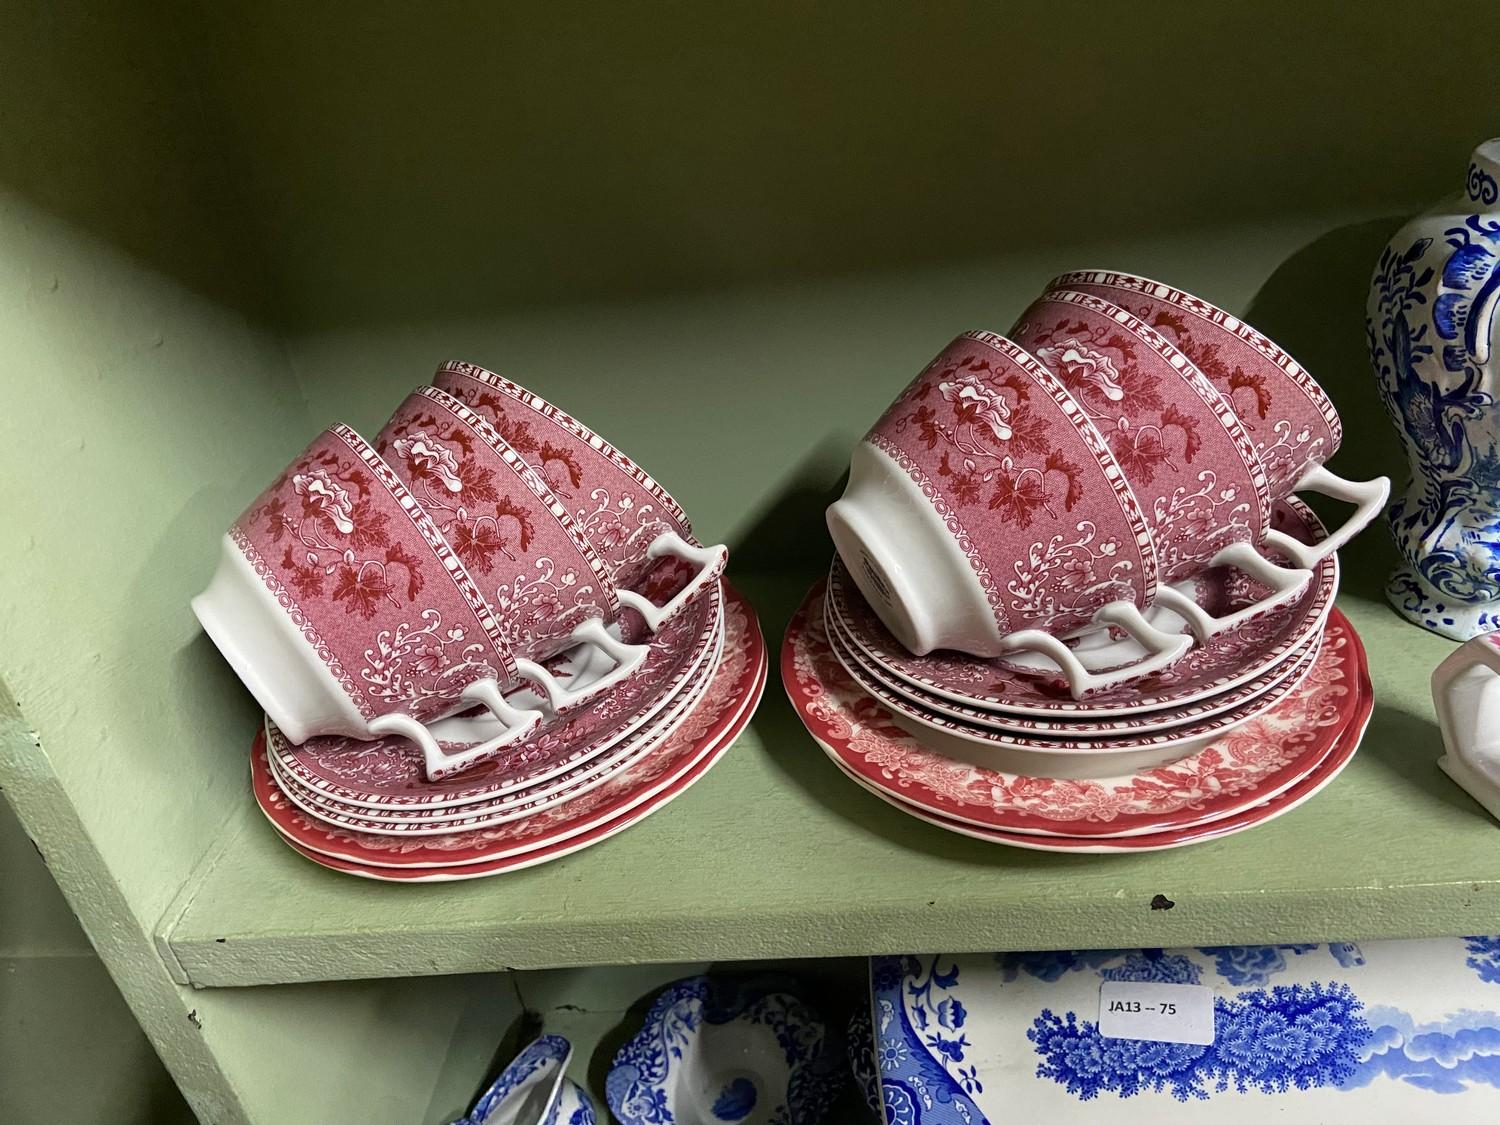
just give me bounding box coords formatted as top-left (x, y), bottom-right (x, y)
top-left (1199, 943), bottom-right (1321, 985)
top-left (455, 1034), bottom-right (571, 1125)
top-left (1465, 936), bottom-right (1500, 984)
top-left (607, 977), bottom-right (841, 1125)
top-left (1369, 147), bottom-right (1500, 638)
top-left (873, 955), bottom-right (990, 1125)
top-left (1030, 982), bottom-right (1372, 1102)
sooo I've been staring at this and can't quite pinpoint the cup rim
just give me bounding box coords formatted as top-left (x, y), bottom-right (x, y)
top-left (434, 359), bottom-right (693, 534)
top-left (1046, 268), bottom-right (1342, 449)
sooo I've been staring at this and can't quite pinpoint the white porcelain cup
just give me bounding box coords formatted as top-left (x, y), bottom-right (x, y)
top-left (1432, 630), bottom-right (1500, 823)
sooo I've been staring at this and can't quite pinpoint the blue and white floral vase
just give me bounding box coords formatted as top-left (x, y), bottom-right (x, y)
top-left (1369, 137), bottom-right (1500, 638)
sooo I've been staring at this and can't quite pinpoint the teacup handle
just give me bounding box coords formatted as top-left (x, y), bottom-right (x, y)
top-left (999, 601), bottom-right (1193, 698)
top-left (1431, 632), bottom-right (1500, 823)
top-left (1262, 466), bottom-right (1390, 569)
top-left (1152, 542), bottom-right (1312, 642)
top-left (515, 618), bottom-right (650, 713)
top-left (615, 530), bottom-right (729, 632)
top-left (369, 685), bottom-right (544, 782)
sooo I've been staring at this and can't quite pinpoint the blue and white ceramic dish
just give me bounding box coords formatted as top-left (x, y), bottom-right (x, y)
top-left (872, 939), bottom-right (1500, 1122)
top-left (847, 1006), bottom-right (882, 1121)
top-left (607, 975), bottom-right (844, 1125)
top-left (452, 1034), bottom-right (572, 1125)
top-left (546, 1077), bottom-right (599, 1125)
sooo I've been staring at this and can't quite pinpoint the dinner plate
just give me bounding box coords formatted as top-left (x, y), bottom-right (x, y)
top-left (783, 580), bottom-right (1370, 838)
top-left (256, 584), bottom-right (764, 868)
top-left (271, 577), bottom-right (723, 810)
top-left (828, 497), bottom-right (1337, 718)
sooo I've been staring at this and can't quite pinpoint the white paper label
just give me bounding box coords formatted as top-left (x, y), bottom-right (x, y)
top-left (1098, 981), bottom-right (1214, 1045)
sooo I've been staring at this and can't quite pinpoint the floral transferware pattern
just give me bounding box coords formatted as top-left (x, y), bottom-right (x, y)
top-left (826, 577), bottom-right (1317, 737)
top-left (876, 942), bottom-right (1500, 1120)
top-left (606, 976), bottom-right (842, 1125)
top-left (1368, 142), bottom-right (1500, 638)
top-left (1013, 291), bottom-right (1272, 583)
top-left (824, 494), bottom-right (1336, 717)
top-left (377, 385), bottom-right (619, 660)
top-left (254, 586), bottom-right (762, 866)
top-left (449, 1034), bottom-right (571, 1125)
top-left (783, 580), bottom-right (1366, 836)
top-left (265, 616), bottom-right (720, 835)
top-left (824, 598), bottom-right (1318, 754)
top-left (1052, 271), bottom-right (1341, 495)
top-left (234, 425), bottom-right (518, 725)
top-left (866, 330), bottom-right (1156, 636)
top-left (434, 361), bottom-right (696, 592)
top-left (271, 578), bottom-right (721, 808)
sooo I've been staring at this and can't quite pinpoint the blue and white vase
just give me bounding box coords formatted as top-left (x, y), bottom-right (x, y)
top-left (1369, 137), bottom-right (1500, 638)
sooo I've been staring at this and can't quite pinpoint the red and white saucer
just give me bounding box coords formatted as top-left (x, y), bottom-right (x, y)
top-left (254, 583), bottom-right (766, 878)
top-left (782, 580), bottom-right (1371, 848)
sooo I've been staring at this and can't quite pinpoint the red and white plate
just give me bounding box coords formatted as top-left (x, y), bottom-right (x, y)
top-left (255, 584), bottom-right (765, 870)
top-left (270, 576), bottom-right (723, 810)
top-left (825, 596), bottom-right (1318, 756)
top-left (827, 497), bottom-right (1338, 718)
top-left (264, 611), bottom-right (723, 835)
top-left (829, 692), bottom-right (1372, 852)
top-left (783, 581), bottom-right (1371, 838)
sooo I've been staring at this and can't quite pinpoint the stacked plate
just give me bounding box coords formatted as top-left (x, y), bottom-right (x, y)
top-left (195, 363), bottom-right (766, 882)
top-left (785, 273), bottom-right (1380, 852)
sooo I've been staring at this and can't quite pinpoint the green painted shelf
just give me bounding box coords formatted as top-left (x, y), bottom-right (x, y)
top-left (161, 556), bottom-right (1500, 988)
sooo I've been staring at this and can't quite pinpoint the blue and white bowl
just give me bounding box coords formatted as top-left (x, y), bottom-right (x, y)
top-left (872, 938), bottom-right (1500, 1122)
top-left (847, 1006), bottom-right (882, 1120)
top-left (607, 976), bottom-right (843, 1125)
top-left (546, 1077), bottom-right (599, 1125)
top-left (452, 1033), bottom-right (572, 1125)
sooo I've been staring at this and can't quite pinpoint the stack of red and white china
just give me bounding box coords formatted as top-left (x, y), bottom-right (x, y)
top-left (785, 272), bottom-right (1384, 852)
top-left (194, 363), bottom-right (766, 881)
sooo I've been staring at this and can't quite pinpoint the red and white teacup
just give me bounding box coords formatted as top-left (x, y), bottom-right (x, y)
top-left (193, 425), bottom-right (557, 782)
top-left (1012, 290), bottom-right (1313, 640)
top-left (433, 360), bottom-right (727, 630)
top-left (826, 330), bottom-right (1192, 695)
top-left (1045, 270), bottom-right (1388, 567)
top-left (375, 385), bottom-right (651, 711)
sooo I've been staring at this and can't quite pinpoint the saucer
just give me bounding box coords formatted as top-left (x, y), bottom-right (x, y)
top-left (828, 497), bottom-right (1337, 718)
top-left (606, 976), bottom-right (843, 1125)
top-left (827, 583), bottom-right (1317, 737)
top-left (256, 586), bottom-right (765, 870)
top-left (265, 613), bottom-right (721, 835)
top-left (826, 597), bottom-right (1318, 776)
top-left (271, 578), bottom-right (723, 810)
top-left (783, 581), bottom-right (1369, 838)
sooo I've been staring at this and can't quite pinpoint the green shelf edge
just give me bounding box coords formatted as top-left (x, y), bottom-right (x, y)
top-left (160, 566), bottom-right (1500, 989)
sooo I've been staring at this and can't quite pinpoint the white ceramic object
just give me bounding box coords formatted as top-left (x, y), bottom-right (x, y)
top-left (870, 939), bottom-right (1500, 1121)
top-left (606, 976), bottom-right (843, 1125)
top-left (450, 1034), bottom-right (571, 1125)
top-left (545, 1079), bottom-right (599, 1125)
top-left (1432, 629), bottom-right (1500, 821)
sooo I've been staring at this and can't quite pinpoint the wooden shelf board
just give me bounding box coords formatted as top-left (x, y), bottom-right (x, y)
top-left (162, 566), bottom-right (1500, 989)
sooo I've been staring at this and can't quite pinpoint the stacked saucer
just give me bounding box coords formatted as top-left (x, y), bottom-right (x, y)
top-left (786, 273), bottom-right (1381, 852)
top-left (195, 363), bottom-right (765, 881)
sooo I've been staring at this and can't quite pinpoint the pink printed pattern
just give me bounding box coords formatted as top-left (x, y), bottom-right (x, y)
top-left (826, 496), bottom-right (1337, 716)
top-left (866, 331), bottom-right (1157, 637)
top-left (234, 426), bottom-right (517, 725)
top-left (1050, 271), bottom-right (1341, 494)
top-left (272, 578), bottom-right (723, 806)
top-left (1013, 292), bottom-right (1273, 584)
top-left (377, 386), bottom-right (619, 662)
top-left (783, 581), bottom-right (1367, 836)
top-left (824, 582), bottom-right (1319, 739)
top-left (252, 588), bottom-right (764, 864)
top-left (434, 361), bottom-right (694, 591)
